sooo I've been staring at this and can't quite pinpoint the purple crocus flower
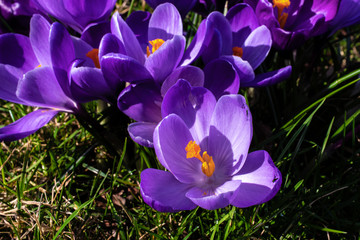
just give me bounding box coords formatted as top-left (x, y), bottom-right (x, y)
top-left (145, 0), bottom-right (197, 17)
top-left (140, 80), bottom-right (282, 212)
top-left (31, 0), bottom-right (116, 33)
top-left (0, 14), bottom-right (101, 141)
top-left (244, 0), bottom-right (339, 50)
top-left (201, 3), bottom-right (292, 87)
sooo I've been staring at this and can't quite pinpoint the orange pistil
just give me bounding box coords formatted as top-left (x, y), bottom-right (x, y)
top-left (273, 0), bottom-right (291, 29)
top-left (146, 39), bottom-right (165, 57)
top-left (185, 141), bottom-right (215, 177)
top-left (232, 46), bottom-right (243, 58)
top-left (86, 48), bottom-right (100, 68)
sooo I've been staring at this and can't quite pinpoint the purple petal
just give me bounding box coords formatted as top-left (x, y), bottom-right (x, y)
top-left (111, 12), bottom-right (145, 64)
top-left (181, 19), bottom-right (210, 65)
top-left (29, 14), bottom-right (51, 67)
top-left (243, 65), bottom-right (292, 87)
top-left (148, 3), bottom-right (183, 41)
top-left (161, 65), bottom-right (204, 97)
top-left (146, 0), bottom-right (197, 17)
top-left (71, 36), bottom-right (94, 67)
top-left (226, 3), bottom-right (260, 46)
top-left (117, 82), bottom-right (162, 123)
top-left (81, 21), bottom-right (111, 48)
top-left (101, 53), bottom-right (153, 88)
top-left (185, 180), bottom-right (241, 210)
top-left (126, 11), bottom-right (151, 51)
top-left (16, 67), bottom-right (77, 111)
top-left (242, 25), bottom-right (271, 69)
top-left (0, 33), bottom-right (38, 72)
top-left (98, 33), bottom-right (126, 60)
top-left (329, 0), bottom-right (360, 34)
top-left (209, 94), bottom-right (252, 175)
top-left (0, 109), bottom-right (58, 142)
top-left (128, 122), bottom-right (157, 148)
top-left (230, 150), bottom-right (282, 207)
top-left (220, 55), bottom-right (255, 83)
top-left (204, 58), bottom-right (240, 99)
top-left (70, 62), bottom-right (113, 102)
top-left (153, 114), bottom-right (204, 183)
top-left (206, 11), bottom-right (233, 56)
top-left (162, 79), bottom-right (216, 144)
top-left (140, 168), bottom-right (196, 212)
top-left (145, 35), bottom-right (185, 83)
top-left (0, 64), bottom-right (25, 104)
top-left (62, 0), bottom-right (116, 30)
top-left (50, 22), bottom-right (75, 97)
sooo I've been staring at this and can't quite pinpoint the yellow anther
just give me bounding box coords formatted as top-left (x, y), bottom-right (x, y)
top-left (146, 38), bottom-right (165, 57)
top-left (86, 48), bottom-right (100, 68)
top-left (273, 0), bottom-right (291, 28)
top-left (185, 141), bottom-right (215, 177)
top-left (232, 47), bottom-right (243, 58)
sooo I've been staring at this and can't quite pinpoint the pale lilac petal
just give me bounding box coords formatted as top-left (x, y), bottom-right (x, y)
top-left (0, 64), bottom-right (25, 104)
top-left (16, 67), bottom-right (77, 111)
top-left (162, 80), bottom-right (216, 144)
top-left (0, 33), bottom-right (38, 72)
top-left (0, 109), bottom-right (58, 142)
top-left (117, 82), bottom-right (162, 123)
top-left (148, 3), bottom-right (183, 41)
top-left (161, 65), bottom-right (204, 97)
top-left (220, 55), bottom-right (255, 83)
top-left (153, 114), bottom-right (204, 183)
top-left (242, 25), bottom-right (271, 69)
top-left (230, 150), bottom-right (282, 207)
top-left (186, 180), bottom-right (241, 210)
top-left (204, 58), bottom-right (240, 99)
top-left (209, 95), bottom-right (252, 175)
top-left (111, 12), bottom-right (145, 64)
top-left (29, 14), bottom-right (51, 66)
top-left (145, 35), bottom-right (185, 83)
top-left (140, 169), bottom-right (196, 212)
top-left (243, 65), bottom-right (292, 87)
top-left (128, 122), bottom-right (157, 148)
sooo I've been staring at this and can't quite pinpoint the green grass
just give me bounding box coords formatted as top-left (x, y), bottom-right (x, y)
top-left (1, 1), bottom-right (360, 239)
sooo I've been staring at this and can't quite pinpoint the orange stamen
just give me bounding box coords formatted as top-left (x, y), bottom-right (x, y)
top-left (185, 141), bottom-right (215, 177)
top-left (146, 39), bottom-right (165, 57)
top-left (86, 48), bottom-right (100, 68)
top-left (232, 47), bottom-right (243, 58)
top-left (273, 0), bottom-right (290, 29)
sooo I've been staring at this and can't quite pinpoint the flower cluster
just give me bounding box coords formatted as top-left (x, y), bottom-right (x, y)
top-left (1, 0), bottom-right (359, 212)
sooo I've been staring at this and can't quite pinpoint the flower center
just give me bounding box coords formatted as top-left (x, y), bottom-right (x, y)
top-left (86, 48), bottom-right (100, 68)
top-left (232, 47), bottom-right (243, 58)
top-left (273, 0), bottom-right (290, 29)
top-left (185, 140), bottom-right (215, 177)
top-left (146, 39), bottom-right (165, 57)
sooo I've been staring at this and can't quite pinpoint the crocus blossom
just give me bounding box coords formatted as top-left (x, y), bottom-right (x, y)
top-left (0, 14), bottom-right (101, 141)
top-left (140, 80), bottom-right (282, 212)
top-left (245, 0), bottom-right (339, 50)
top-left (31, 0), bottom-right (116, 33)
top-left (200, 3), bottom-right (292, 87)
